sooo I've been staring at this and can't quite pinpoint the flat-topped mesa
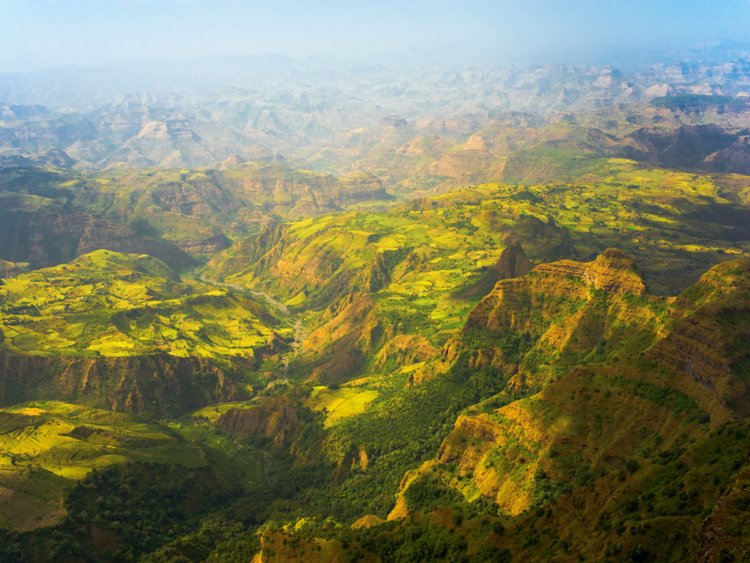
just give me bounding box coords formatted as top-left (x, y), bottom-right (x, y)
top-left (533, 248), bottom-right (647, 297)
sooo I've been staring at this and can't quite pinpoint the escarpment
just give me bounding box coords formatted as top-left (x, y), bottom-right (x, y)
top-left (394, 256), bottom-right (750, 536)
top-left (0, 350), bottom-right (249, 416)
top-left (466, 249), bottom-right (646, 335)
top-left (459, 249), bottom-right (653, 381)
top-left (649, 258), bottom-right (750, 416)
top-left (299, 295), bottom-right (385, 384)
top-left (0, 206), bottom-right (194, 268)
top-left (458, 238), bottom-right (532, 299)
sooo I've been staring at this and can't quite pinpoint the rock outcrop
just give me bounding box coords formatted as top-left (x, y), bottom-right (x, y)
top-left (459, 249), bottom-right (651, 380)
top-left (458, 239), bottom-right (532, 299)
top-left (0, 351), bottom-right (248, 416)
top-left (0, 206), bottom-right (194, 268)
top-left (393, 256), bottom-right (750, 537)
top-left (216, 396), bottom-right (307, 448)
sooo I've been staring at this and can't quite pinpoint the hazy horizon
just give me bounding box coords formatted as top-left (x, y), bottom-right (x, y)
top-left (2, 0), bottom-right (750, 72)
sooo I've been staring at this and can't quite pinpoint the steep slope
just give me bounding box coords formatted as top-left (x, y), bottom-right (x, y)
top-left (590, 123), bottom-right (750, 174)
top-left (208, 192), bottom-right (572, 385)
top-left (208, 162), bottom-right (750, 388)
top-left (455, 248), bottom-right (651, 385)
top-left (386, 255), bottom-right (750, 560)
top-left (160, 253), bottom-right (750, 562)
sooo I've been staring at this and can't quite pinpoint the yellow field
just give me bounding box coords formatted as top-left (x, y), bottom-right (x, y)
top-left (307, 386), bottom-right (379, 427)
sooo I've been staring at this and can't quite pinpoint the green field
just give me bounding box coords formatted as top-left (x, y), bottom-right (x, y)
top-left (0, 249), bottom-right (283, 359)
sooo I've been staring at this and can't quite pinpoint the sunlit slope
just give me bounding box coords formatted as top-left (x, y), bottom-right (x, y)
top-left (386, 256), bottom-right (750, 560)
top-left (0, 249), bottom-right (282, 358)
top-left (0, 250), bottom-right (287, 414)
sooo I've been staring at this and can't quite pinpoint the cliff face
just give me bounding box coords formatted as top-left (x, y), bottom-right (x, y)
top-left (0, 205), bottom-right (193, 268)
top-left (218, 166), bottom-right (390, 218)
top-left (208, 214), bottom-right (573, 387)
top-left (216, 396), bottom-right (307, 448)
top-left (697, 464), bottom-right (750, 561)
top-left (457, 239), bottom-right (532, 299)
top-left (391, 256), bottom-right (750, 560)
top-left (0, 351), bottom-right (248, 416)
top-left (0, 162), bottom-right (393, 275)
top-left (460, 248), bottom-right (652, 382)
top-left (299, 295), bottom-right (385, 385)
top-left (648, 259), bottom-right (750, 417)
top-left (467, 248), bottom-right (646, 332)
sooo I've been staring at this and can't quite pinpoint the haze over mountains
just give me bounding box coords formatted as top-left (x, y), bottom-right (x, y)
top-left (3, 48), bottom-right (750, 172)
top-left (1, 2), bottom-right (750, 560)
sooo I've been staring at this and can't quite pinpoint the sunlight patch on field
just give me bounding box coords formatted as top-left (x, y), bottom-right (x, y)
top-left (192, 402), bottom-right (249, 423)
top-left (307, 386), bottom-right (379, 427)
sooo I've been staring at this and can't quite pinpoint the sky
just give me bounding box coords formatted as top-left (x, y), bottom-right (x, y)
top-left (1, 0), bottom-right (750, 71)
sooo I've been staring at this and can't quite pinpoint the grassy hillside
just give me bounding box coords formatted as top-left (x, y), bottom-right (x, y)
top-left (0, 249), bottom-right (291, 415)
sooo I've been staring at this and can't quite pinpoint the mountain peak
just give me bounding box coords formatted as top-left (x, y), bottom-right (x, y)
top-left (588, 247), bottom-right (647, 295)
top-left (530, 249), bottom-right (646, 297)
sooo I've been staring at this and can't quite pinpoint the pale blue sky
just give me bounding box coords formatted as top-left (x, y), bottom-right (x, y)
top-left (2, 0), bottom-right (749, 71)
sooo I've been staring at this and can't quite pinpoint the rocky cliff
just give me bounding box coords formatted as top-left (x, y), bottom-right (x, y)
top-left (389, 255), bottom-right (750, 560)
top-left (459, 248), bottom-right (652, 384)
top-left (0, 204), bottom-right (194, 268)
top-left (0, 351), bottom-right (248, 416)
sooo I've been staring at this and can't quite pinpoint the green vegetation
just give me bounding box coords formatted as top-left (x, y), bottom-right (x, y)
top-left (0, 401), bottom-right (204, 481)
top-left (306, 386), bottom-right (379, 427)
top-left (0, 399), bottom-right (274, 536)
top-left (1, 140), bottom-right (750, 561)
top-left (0, 463), bottom-right (239, 562)
top-left (0, 402), bottom-right (198, 531)
top-left (0, 249), bottom-right (283, 359)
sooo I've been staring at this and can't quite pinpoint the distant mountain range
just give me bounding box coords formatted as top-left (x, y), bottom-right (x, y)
top-left (2, 55), bottom-right (750, 172)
